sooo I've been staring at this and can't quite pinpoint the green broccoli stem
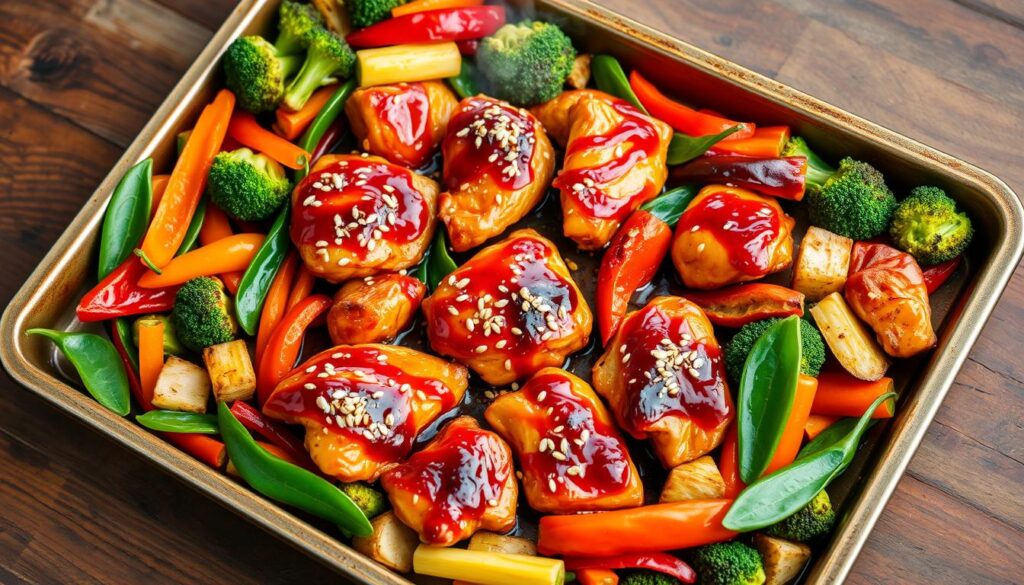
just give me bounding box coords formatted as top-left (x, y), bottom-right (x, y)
top-left (805, 155), bottom-right (837, 188)
top-left (275, 30), bottom-right (305, 56)
top-left (284, 57), bottom-right (336, 112)
top-left (281, 54), bottom-right (303, 79)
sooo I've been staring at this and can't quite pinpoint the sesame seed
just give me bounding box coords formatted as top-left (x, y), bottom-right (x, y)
top-left (548, 478), bottom-right (557, 492)
top-left (303, 383), bottom-right (316, 390)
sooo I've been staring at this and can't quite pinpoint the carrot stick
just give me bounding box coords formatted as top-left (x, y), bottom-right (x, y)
top-left (392, 0), bottom-right (483, 17)
top-left (804, 414), bottom-right (840, 440)
top-left (576, 569), bottom-right (619, 585)
top-left (256, 253), bottom-right (299, 366)
top-left (707, 126), bottom-right (791, 157)
top-left (274, 84), bottom-right (338, 141)
top-left (286, 265), bottom-right (316, 311)
top-left (162, 432), bottom-right (226, 468)
top-left (140, 90), bottom-right (235, 269)
top-left (812, 372), bottom-right (896, 418)
top-left (198, 204), bottom-right (244, 293)
top-left (150, 174), bottom-right (171, 216)
top-left (228, 111), bottom-right (311, 170)
top-left (718, 425), bottom-right (744, 498)
top-left (137, 320), bottom-right (165, 408)
top-left (763, 374), bottom-right (818, 476)
top-left (138, 233), bottom-right (264, 288)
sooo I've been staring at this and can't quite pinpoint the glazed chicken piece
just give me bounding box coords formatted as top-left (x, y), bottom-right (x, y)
top-left (381, 416), bottom-right (517, 546)
top-left (592, 296), bottom-right (733, 468)
top-left (485, 367), bottom-right (643, 513)
top-left (346, 81), bottom-right (459, 169)
top-left (439, 96), bottom-right (555, 252)
top-left (532, 90), bottom-right (673, 250)
top-left (291, 154), bottom-right (439, 282)
top-left (421, 229), bottom-right (593, 386)
top-left (845, 242), bottom-right (937, 358)
top-left (671, 185), bottom-right (795, 290)
top-left (262, 344), bottom-right (468, 482)
top-left (327, 273), bottom-right (426, 345)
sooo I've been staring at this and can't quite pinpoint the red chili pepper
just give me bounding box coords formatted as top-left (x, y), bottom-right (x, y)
top-left (596, 210), bottom-right (672, 344)
top-left (672, 155), bottom-right (808, 201)
top-left (346, 6), bottom-right (506, 48)
top-left (311, 119), bottom-right (346, 164)
top-left (456, 38), bottom-right (479, 55)
top-left (683, 283), bottom-right (804, 327)
top-left (229, 401), bottom-right (315, 470)
top-left (629, 70), bottom-right (753, 140)
top-left (77, 256), bottom-right (178, 322)
top-left (108, 321), bottom-right (153, 411)
top-left (565, 553), bottom-right (696, 584)
top-left (257, 294), bottom-right (333, 404)
top-left (922, 256), bottom-right (961, 294)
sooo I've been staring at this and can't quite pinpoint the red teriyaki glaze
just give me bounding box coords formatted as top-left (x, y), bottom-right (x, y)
top-left (677, 190), bottom-right (780, 276)
top-left (519, 372), bottom-right (637, 499)
top-left (615, 303), bottom-right (731, 434)
top-left (382, 418), bottom-right (513, 545)
top-left (262, 346), bottom-right (459, 462)
top-left (554, 99), bottom-right (663, 220)
top-left (366, 83), bottom-right (432, 168)
top-left (444, 97), bottom-right (537, 191)
top-left (291, 158), bottom-right (430, 259)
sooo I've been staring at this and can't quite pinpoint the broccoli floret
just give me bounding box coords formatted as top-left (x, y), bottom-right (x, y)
top-left (208, 148), bottom-right (292, 221)
top-left (807, 157), bottom-right (897, 240)
top-left (619, 570), bottom-right (680, 585)
top-left (132, 314), bottom-right (184, 356)
top-left (782, 136), bottom-right (835, 188)
top-left (888, 186), bottom-right (972, 266)
top-left (476, 20), bottom-right (577, 106)
top-left (338, 482), bottom-right (388, 518)
top-left (348, 0), bottom-right (406, 28)
top-left (690, 542), bottom-right (766, 585)
top-left (724, 318), bottom-right (826, 384)
top-left (222, 36), bottom-right (303, 113)
top-left (283, 26), bottom-right (355, 112)
top-left (275, 0), bottom-right (324, 55)
top-left (172, 277), bottom-right (237, 352)
top-left (765, 490), bottom-right (836, 542)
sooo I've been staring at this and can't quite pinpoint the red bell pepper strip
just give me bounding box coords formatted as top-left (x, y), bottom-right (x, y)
top-left (596, 209), bottom-right (672, 344)
top-left (922, 256), bottom-right (961, 294)
top-left (310, 119), bottom-right (346, 164)
top-left (576, 570), bottom-right (618, 585)
top-left (672, 155), bottom-right (808, 201)
top-left (77, 256), bottom-right (177, 322)
top-left (456, 39), bottom-right (479, 55)
top-left (629, 70), bottom-right (753, 140)
top-left (707, 126), bottom-right (790, 157)
top-left (565, 554), bottom-right (696, 584)
top-left (109, 321), bottom-right (152, 411)
top-left (537, 500), bottom-right (736, 557)
top-left (683, 283), bottom-right (804, 327)
top-left (346, 6), bottom-right (506, 48)
top-left (257, 294), bottom-right (333, 404)
top-left (229, 401), bottom-right (314, 469)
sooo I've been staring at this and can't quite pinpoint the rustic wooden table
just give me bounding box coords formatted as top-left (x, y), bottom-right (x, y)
top-left (0, 0), bottom-right (1021, 583)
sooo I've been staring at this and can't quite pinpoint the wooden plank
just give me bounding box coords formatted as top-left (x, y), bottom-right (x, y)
top-left (151, 0), bottom-right (235, 32)
top-left (953, 0), bottom-right (1024, 28)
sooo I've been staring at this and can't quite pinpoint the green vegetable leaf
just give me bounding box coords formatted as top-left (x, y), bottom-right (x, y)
top-left (666, 126), bottom-right (741, 166)
top-left (723, 392), bottom-right (896, 531)
top-left (799, 417), bottom-right (858, 460)
top-left (737, 315), bottom-right (802, 484)
top-left (137, 410), bottom-right (219, 434)
top-left (236, 205), bottom-right (291, 336)
top-left (591, 55), bottom-right (647, 112)
top-left (27, 328), bottom-right (131, 416)
top-left (640, 185), bottom-right (699, 228)
top-left (416, 230), bottom-right (458, 292)
top-left (175, 196), bottom-right (207, 255)
top-left (448, 60), bottom-right (481, 101)
top-left (98, 158), bottom-right (152, 280)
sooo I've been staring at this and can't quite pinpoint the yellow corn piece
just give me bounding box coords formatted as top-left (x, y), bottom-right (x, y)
top-left (357, 42), bottom-right (461, 87)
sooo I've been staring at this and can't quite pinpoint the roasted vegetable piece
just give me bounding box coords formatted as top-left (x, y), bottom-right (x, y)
top-left (327, 273), bottom-right (426, 345)
top-left (790, 226), bottom-right (852, 301)
top-left (689, 541), bottom-right (766, 585)
top-left (683, 284), bottom-right (804, 329)
top-left (133, 314), bottom-right (184, 356)
top-left (207, 148), bottom-right (292, 221)
top-left (339, 481), bottom-right (389, 518)
top-left (804, 163), bottom-right (895, 240)
top-left (629, 70), bottom-right (753, 140)
top-left (765, 490), bottom-right (836, 542)
top-left (413, 545), bottom-right (565, 585)
top-left (222, 36), bottom-right (302, 113)
top-left (724, 317), bottom-right (825, 384)
top-left (348, 0), bottom-right (406, 28)
top-left (346, 6), bottom-right (506, 48)
top-left (476, 20), bottom-right (576, 106)
top-left (202, 340), bottom-right (257, 402)
top-left (809, 293), bottom-right (889, 381)
top-left (672, 156), bottom-right (807, 201)
top-left (922, 256), bottom-right (961, 294)
top-left (565, 553), bottom-right (696, 584)
top-left (275, 0), bottom-right (325, 55)
top-left (753, 534), bottom-right (811, 585)
top-left (889, 186), bottom-right (973, 266)
top-left (812, 372), bottom-right (896, 418)
top-left (352, 511), bottom-right (419, 573)
top-left (151, 356), bottom-right (211, 413)
top-left (356, 42), bottom-right (462, 87)
top-left (284, 26), bottom-right (356, 112)
top-left (172, 277), bottom-right (238, 352)
top-left (660, 455), bottom-right (727, 502)
top-left (78, 257), bottom-right (178, 322)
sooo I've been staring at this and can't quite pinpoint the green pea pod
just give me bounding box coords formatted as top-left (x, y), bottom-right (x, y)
top-left (666, 126), bottom-right (741, 166)
top-left (737, 315), bottom-right (802, 484)
top-left (114, 318), bottom-right (139, 373)
top-left (217, 402), bottom-right (373, 536)
top-left (98, 158), bottom-right (153, 280)
top-left (137, 410), bottom-right (220, 434)
top-left (175, 196), bottom-right (207, 255)
top-left (723, 392), bottom-right (896, 532)
top-left (798, 417), bottom-right (858, 460)
top-left (426, 229), bottom-right (458, 291)
top-left (235, 205), bottom-right (291, 336)
top-left (639, 185), bottom-right (698, 228)
top-left (448, 60), bottom-right (481, 100)
top-left (297, 79), bottom-right (358, 180)
top-left (591, 55), bottom-right (647, 112)
top-left (27, 328), bottom-right (131, 416)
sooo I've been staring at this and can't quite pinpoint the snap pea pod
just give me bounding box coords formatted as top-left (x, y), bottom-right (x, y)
top-left (137, 410), bottom-right (219, 434)
top-left (639, 185), bottom-right (698, 228)
top-left (447, 60), bottom-right (481, 100)
top-left (27, 328), bottom-right (131, 416)
top-left (235, 206), bottom-right (290, 336)
top-left (217, 402), bottom-right (373, 536)
top-left (113, 318), bottom-right (139, 373)
top-left (737, 315), bottom-right (802, 484)
top-left (175, 196), bottom-right (207, 255)
top-left (723, 392), bottom-right (896, 532)
top-left (416, 229), bottom-right (458, 292)
top-left (797, 417), bottom-right (878, 460)
top-left (296, 79), bottom-right (358, 180)
top-left (98, 158), bottom-right (152, 280)
top-left (665, 126), bottom-right (741, 166)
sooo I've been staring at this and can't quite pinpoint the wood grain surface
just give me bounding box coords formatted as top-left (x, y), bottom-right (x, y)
top-left (1, 1), bottom-right (1021, 583)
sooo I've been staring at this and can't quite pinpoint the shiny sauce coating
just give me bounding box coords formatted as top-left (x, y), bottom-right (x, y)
top-left (366, 83), bottom-right (432, 167)
top-left (444, 97), bottom-right (537, 191)
top-left (677, 190), bottom-right (780, 276)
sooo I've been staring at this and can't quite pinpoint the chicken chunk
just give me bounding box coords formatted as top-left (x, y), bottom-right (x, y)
top-left (421, 229), bottom-right (593, 386)
top-left (592, 296), bottom-right (733, 468)
top-left (327, 273), bottom-right (425, 345)
top-left (381, 416), bottom-right (517, 546)
top-left (346, 81), bottom-right (458, 169)
top-left (532, 90), bottom-right (672, 250)
top-left (291, 154), bottom-right (439, 282)
top-left (262, 344), bottom-right (468, 482)
top-left (845, 242), bottom-right (937, 358)
top-left (439, 96), bottom-right (555, 251)
top-left (672, 185), bottom-right (795, 290)
top-left (485, 367), bottom-right (643, 513)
